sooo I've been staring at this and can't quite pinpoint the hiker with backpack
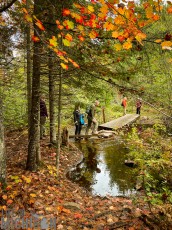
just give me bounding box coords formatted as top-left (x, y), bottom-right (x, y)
top-left (73, 103), bottom-right (85, 140)
top-left (85, 99), bottom-right (100, 135)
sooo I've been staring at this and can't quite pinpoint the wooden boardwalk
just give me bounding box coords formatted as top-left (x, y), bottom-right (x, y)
top-left (98, 114), bottom-right (140, 131)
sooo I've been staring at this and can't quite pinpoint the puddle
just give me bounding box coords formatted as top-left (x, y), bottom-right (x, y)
top-left (67, 138), bottom-right (137, 197)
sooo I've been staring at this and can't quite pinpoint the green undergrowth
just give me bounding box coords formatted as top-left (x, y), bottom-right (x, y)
top-left (126, 124), bottom-right (172, 227)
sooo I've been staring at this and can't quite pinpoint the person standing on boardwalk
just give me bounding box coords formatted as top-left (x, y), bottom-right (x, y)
top-left (40, 95), bottom-right (48, 139)
top-left (121, 97), bottom-right (127, 115)
top-left (73, 103), bottom-right (83, 140)
top-left (136, 98), bottom-right (142, 115)
top-left (85, 99), bottom-right (100, 135)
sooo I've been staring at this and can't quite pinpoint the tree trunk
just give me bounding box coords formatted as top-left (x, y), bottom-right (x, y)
top-left (26, 0), bottom-right (42, 171)
top-left (56, 65), bottom-right (62, 176)
top-left (49, 51), bottom-right (56, 144)
top-left (26, 0), bottom-right (32, 137)
top-left (0, 95), bottom-right (6, 185)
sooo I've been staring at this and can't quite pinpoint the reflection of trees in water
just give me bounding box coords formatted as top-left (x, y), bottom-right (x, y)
top-left (67, 143), bottom-right (100, 191)
top-left (104, 143), bottom-right (136, 194)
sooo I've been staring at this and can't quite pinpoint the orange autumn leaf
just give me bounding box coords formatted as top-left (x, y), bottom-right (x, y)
top-left (58, 25), bottom-right (64, 30)
top-left (7, 200), bottom-right (13, 205)
top-left (63, 9), bottom-right (70, 16)
top-left (32, 36), bottom-right (40, 42)
top-left (155, 39), bottom-right (162, 43)
top-left (35, 21), bottom-right (45, 31)
top-left (123, 41), bottom-right (132, 50)
top-left (167, 6), bottom-right (172, 14)
top-left (112, 31), bottom-right (119, 38)
top-left (22, 8), bottom-right (28, 14)
top-left (161, 41), bottom-right (172, 49)
top-left (65, 33), bottom-right (73, 41)
top-left (78, 35), bottom-right (84, 41)
top-left (2, 195), bottom-right (7, 200)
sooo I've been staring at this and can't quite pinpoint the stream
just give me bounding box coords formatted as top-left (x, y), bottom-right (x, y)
top-left (67, 137), bottom-right (137, 197)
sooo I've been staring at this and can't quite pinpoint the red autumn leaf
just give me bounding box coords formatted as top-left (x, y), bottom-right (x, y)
top-left (32, 36), bottom-right (40, 42)
top-left (118, 35), bottom-right (125, 42)
top-left (74, 213), bottom-right (83, 219)
top-left (167, 6), bottom-right (172, 14)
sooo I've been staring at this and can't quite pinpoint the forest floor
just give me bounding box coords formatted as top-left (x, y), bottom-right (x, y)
top-left (0, 130), bottom-right (168, 230)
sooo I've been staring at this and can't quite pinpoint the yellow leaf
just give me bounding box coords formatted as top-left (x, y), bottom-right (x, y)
top-left (88, 5), bottom-right (94, 13)
top-left (114, 43), bottom-right (122, 51)
top-left (155, 39), bottom-right (162, 43)
top-left (89, 31), bottom-right (98, 39)
top-left (30, 193), bottom-right (37, 198)
top-left (60, 63), bottom-right (68, 70)
top-left (49, 36), bottom-right (58, 47)
top-left (112, 31), bottom-right (119, 38)
top-left (135, 32), bottom-right (146, 45)
top-left (63, 20), bottom-right (74, 29)
top-left (62, 39), bottom-right (71, 46)
top-left (77, 25), bottom-right (84, 31)
top-left (123, 41), bottom-right (132, 50)
top-left (24, 14), bottom-right (32, 23)
top-left (22, 175), bottom-right (31, 183)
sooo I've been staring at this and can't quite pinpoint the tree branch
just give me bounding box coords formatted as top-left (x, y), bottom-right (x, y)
top-left (0, 0), bottom-right (18, 13)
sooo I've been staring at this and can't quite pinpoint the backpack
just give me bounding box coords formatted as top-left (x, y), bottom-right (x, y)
top-left (80, 114), bottom-right (85, 125)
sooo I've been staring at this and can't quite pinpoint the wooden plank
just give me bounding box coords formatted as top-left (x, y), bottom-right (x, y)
top-left (98, 114), bottom-right (140, 130)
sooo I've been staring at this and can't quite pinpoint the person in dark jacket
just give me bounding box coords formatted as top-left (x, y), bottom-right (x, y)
top-left (136, 98), bottom-right (142, 115)
top-left (40, 95), bottom-right (48, 139)
top-left (73, 103), bottom-right (83, 140)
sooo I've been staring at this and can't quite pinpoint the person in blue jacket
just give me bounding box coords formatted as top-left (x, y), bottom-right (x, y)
top-left (73, 103), bottom-right (84, 140)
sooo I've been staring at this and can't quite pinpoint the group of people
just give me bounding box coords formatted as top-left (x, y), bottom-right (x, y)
top-left (121, 97), bottom-right (142, 115)
top-left (73, 99), bottom-right (100, 140)
top-left (39, 95), bottom-right (142, 141)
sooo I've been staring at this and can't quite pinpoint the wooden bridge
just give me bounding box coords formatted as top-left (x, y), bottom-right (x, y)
top-left (68, 114), bottom-right (140, 139)
top-left (98, 114), bottom-right (140, 131)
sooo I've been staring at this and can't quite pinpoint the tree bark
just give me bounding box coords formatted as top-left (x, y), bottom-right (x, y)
top-left (26, 0), bottom-right (42, 171)
top-left (0, 94), bottom-right (6, 185)
top-left (49, 52), bottom-right (56, 144)
top-left (26, 0), bottom-right (32, 137)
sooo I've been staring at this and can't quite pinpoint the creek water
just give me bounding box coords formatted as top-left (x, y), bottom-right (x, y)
top-left (67, 137), bottom-right (137, 197)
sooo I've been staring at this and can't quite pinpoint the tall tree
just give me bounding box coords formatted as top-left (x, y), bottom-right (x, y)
top-left (0, 74), bottom-right (6, 186)
top-left (26, 0), bottom-right (42, 171)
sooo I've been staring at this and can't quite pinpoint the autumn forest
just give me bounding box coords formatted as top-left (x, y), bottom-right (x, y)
top-left (0, 0), bottom-right (172, 229)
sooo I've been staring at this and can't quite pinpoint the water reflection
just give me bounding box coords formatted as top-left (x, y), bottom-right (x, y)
top-left (67, 138), bottom-right (137, 196)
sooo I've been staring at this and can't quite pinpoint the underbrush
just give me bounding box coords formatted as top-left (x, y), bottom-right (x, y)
top-left (126, 124), bottom-right (172, 229)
